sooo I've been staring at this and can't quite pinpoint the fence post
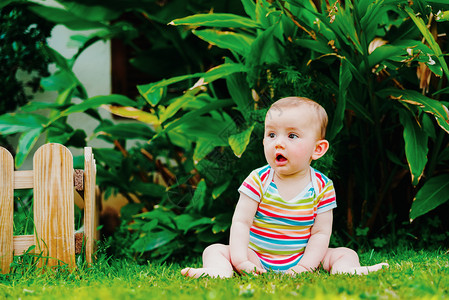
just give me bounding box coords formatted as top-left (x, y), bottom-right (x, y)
top-left (0, 148), bottom-right (14, 274)
top-left (33, 144), bottom-right (75, 268)
top-left (84, 147), bottom-right (96, 264)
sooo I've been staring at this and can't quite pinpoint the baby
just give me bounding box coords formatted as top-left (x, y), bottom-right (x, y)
top-left (182, 96), bottom-right (388, 278)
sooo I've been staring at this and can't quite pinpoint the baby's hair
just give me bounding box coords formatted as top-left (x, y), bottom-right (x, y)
top-left (268, 96), bottom-right (328, 139)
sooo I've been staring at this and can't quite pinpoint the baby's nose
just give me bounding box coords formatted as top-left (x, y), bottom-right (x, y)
top-left (275, 138), bottom-right (285, 148)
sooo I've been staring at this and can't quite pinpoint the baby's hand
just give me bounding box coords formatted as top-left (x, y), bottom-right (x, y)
top-left (235, 261), bottom-right (266, 275)
top-left (286, 264), bottom-right (309, 276)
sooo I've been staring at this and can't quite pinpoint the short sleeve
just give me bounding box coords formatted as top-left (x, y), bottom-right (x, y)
top-left (316, 179), bottom-right (337, 214)
top-left (238, 170), bottom-right (263, 203)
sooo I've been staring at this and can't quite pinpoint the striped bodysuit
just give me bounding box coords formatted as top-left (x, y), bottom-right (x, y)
top-left (238, 165), bottom-right (337, 272)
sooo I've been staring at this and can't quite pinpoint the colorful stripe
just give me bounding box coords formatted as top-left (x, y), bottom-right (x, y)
top-left (238, 165), bottom-right (337, 272)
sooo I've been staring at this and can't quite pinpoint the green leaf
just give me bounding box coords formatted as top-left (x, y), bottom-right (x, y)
top-left (28, 4), bottom-right (106, 30)
top-left (295, 38), bottom-right (332, 55)
top-left (212, 180), bottom-right (231, 199)
top-left (174, 214), bottom-right (213, 234)
top-left (56, 0), bottom-right (121, 22)
top-left (193, 29), bottom-right (255, 56)
top-left (188, 179), bottom-right (207, 212)
top-left (246, 24), bottom-right (282, 83)
top-left (137, 64), bottom-right (246, 106)
top-left (104, 106), bottom-right (161, 128)
top-left (399, 111), bottom-right (428, 186)
top-left (96, 123), bottom-right (154, 140)
top-left (228, 123), bottom-right (255, 158)
top-left (169, 13), bottom-right (260, 28)
top-left (152, 99), bottom-right (234, 141)
top-left (226, 67), bottom-right (253, 115)
top-left (255, 0), bottom-right (272, 28)
top-left (61, 94), bottom-right (136, 117)
top-left (140, 218), bottom-right (158, 232)
top-left (132, 182), bottom-right (166, 198)
top-left (21, 102), bottom-right (65, 112)
top-left (331, 3), bottom-right (363, 55)
top-left (131, 230), bottom-right (177, 252)
top-left (137, 73), bottom-right (201, 106)
top-left (0, 0), bottom-right (25, 10)
top-left (410, 174), bottom-right (449, 221)
top-left (379, 89), bottom-right (449, 134)
top-left (135, 207), bottom-right (177, 225)
top-left (176, 116), bottom-right (236, 143)
top-left (366, 45), bottom-right (407, 69)
top-left (359, 0), bottom-right (402, 42)
top-left (159, 94), bottom-right (197, 123)
top-left (15, 127), bottom-right (43, 168)
top-left (47, 126), bottom-right (86, 147)
top-left (328, 59), bottom-right (352, 140)
top-left (202, 63), bottom-right (248, 83)
top-left (41, 70), bottom-right (77, 93)
top-left (0, 113), bottom-right (47, 135)
top-left (241, 0), bottom-right (257, 20)
top-left (193, 138), bottom-right (217, 162)
top-left (211, 213), bottom-right (232, 234)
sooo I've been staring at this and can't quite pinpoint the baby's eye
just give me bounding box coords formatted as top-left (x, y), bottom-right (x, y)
top-left (267, 132), bottom-right (276, 138)
top-left (288, 133), bottom-right (299, 139)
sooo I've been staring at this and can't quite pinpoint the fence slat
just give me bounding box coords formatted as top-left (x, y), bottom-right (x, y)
top-left (13, 235), bottom-right (35, 255)
top-left (14, 170), bottom-right (33, 189)
top-left (0, 147), bottom-right (14, 274)
top-left (84, 147), bottom-right (96, 264)
top-left (34, 144), bottom-right (75, 268)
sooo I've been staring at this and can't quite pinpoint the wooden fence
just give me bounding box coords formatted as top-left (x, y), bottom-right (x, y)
top-left (0, 143), bottom-right (99, 273)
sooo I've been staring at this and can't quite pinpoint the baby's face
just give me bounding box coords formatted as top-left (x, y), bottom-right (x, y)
top-left (263, 105), bottom-right (321, 178)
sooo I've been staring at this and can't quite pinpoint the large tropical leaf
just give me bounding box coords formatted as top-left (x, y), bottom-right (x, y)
top-left (60, 94), bottom-right (136, 117)
top-left (95, 123), bottom-right (154, 140)
top-left (0, 0), bottom-right (25, 9)
top-left (241, 0), bottom-right (257, 20)
top-left (28, 4), bottom-right (105, 30)
top-left (228, 123), bottom-right (256, 158)
top-left (410, 174), bottom-right (449, 221)
top-left (193, 29), bottom-right (255, 56)
top-left (55, 0), bottom-right (121, 22)
top-left (378, 89), bottom-right (449, 134)
top-left (0, 114), bottom-right (47, 135)
top-left (226, 67), bottom-right (253, 116)
top-left (104, 106), bottom-right (161, 128)
top-left (328, 59), bottom-right (352, 140)
top-left (152, 99), bottom-right (234, 141)
top-left (169, 13), bottom-right (260, 28)
top-left (399, 111), bottom-right (428, 186)
top-left (137, 63), bottom-right (246, 106)
top-left (131, 230), bottom-right (177, 252)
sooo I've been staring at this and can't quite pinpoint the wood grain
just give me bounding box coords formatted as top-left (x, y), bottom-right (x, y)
top-left (0, 147), bottom-right (14, 274)
top-left (84, 147), bottom-right (96, 264)
top-left (34, 144), bottom-right (75, 268)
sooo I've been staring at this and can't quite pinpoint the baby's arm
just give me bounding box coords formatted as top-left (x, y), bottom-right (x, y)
top-left (229, 194), bottom-right (265, 274)
top-left (287, 210), bottom-right (333, 274)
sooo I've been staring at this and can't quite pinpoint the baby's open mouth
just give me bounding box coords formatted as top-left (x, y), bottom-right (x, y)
top-left (276, 154), bottom-right (287, 162)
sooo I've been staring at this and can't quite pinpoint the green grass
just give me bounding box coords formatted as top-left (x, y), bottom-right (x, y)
top-left (0, 248), bottom-right (448, 299)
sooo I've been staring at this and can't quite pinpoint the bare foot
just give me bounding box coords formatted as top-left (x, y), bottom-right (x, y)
top-left (181, 267), bottom-right (234, 278)
top-left (332, 263), bottom-right (389, 275)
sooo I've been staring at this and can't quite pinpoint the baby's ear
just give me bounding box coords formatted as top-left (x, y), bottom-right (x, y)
top-left (312, 139), bottom-right (329, 160)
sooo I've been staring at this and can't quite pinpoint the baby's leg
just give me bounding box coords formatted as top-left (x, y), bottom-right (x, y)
top-left (322, 247), bottom-right (389, 275)
top-left (181, 244), bottom-right (234, 278)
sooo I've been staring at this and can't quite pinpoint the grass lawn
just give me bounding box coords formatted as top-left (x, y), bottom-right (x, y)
top-left (0, 248), bottom-right (448, 299)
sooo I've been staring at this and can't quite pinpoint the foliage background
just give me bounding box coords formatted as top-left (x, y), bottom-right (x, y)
top-left (1, 0), bottom-right (449, 262)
